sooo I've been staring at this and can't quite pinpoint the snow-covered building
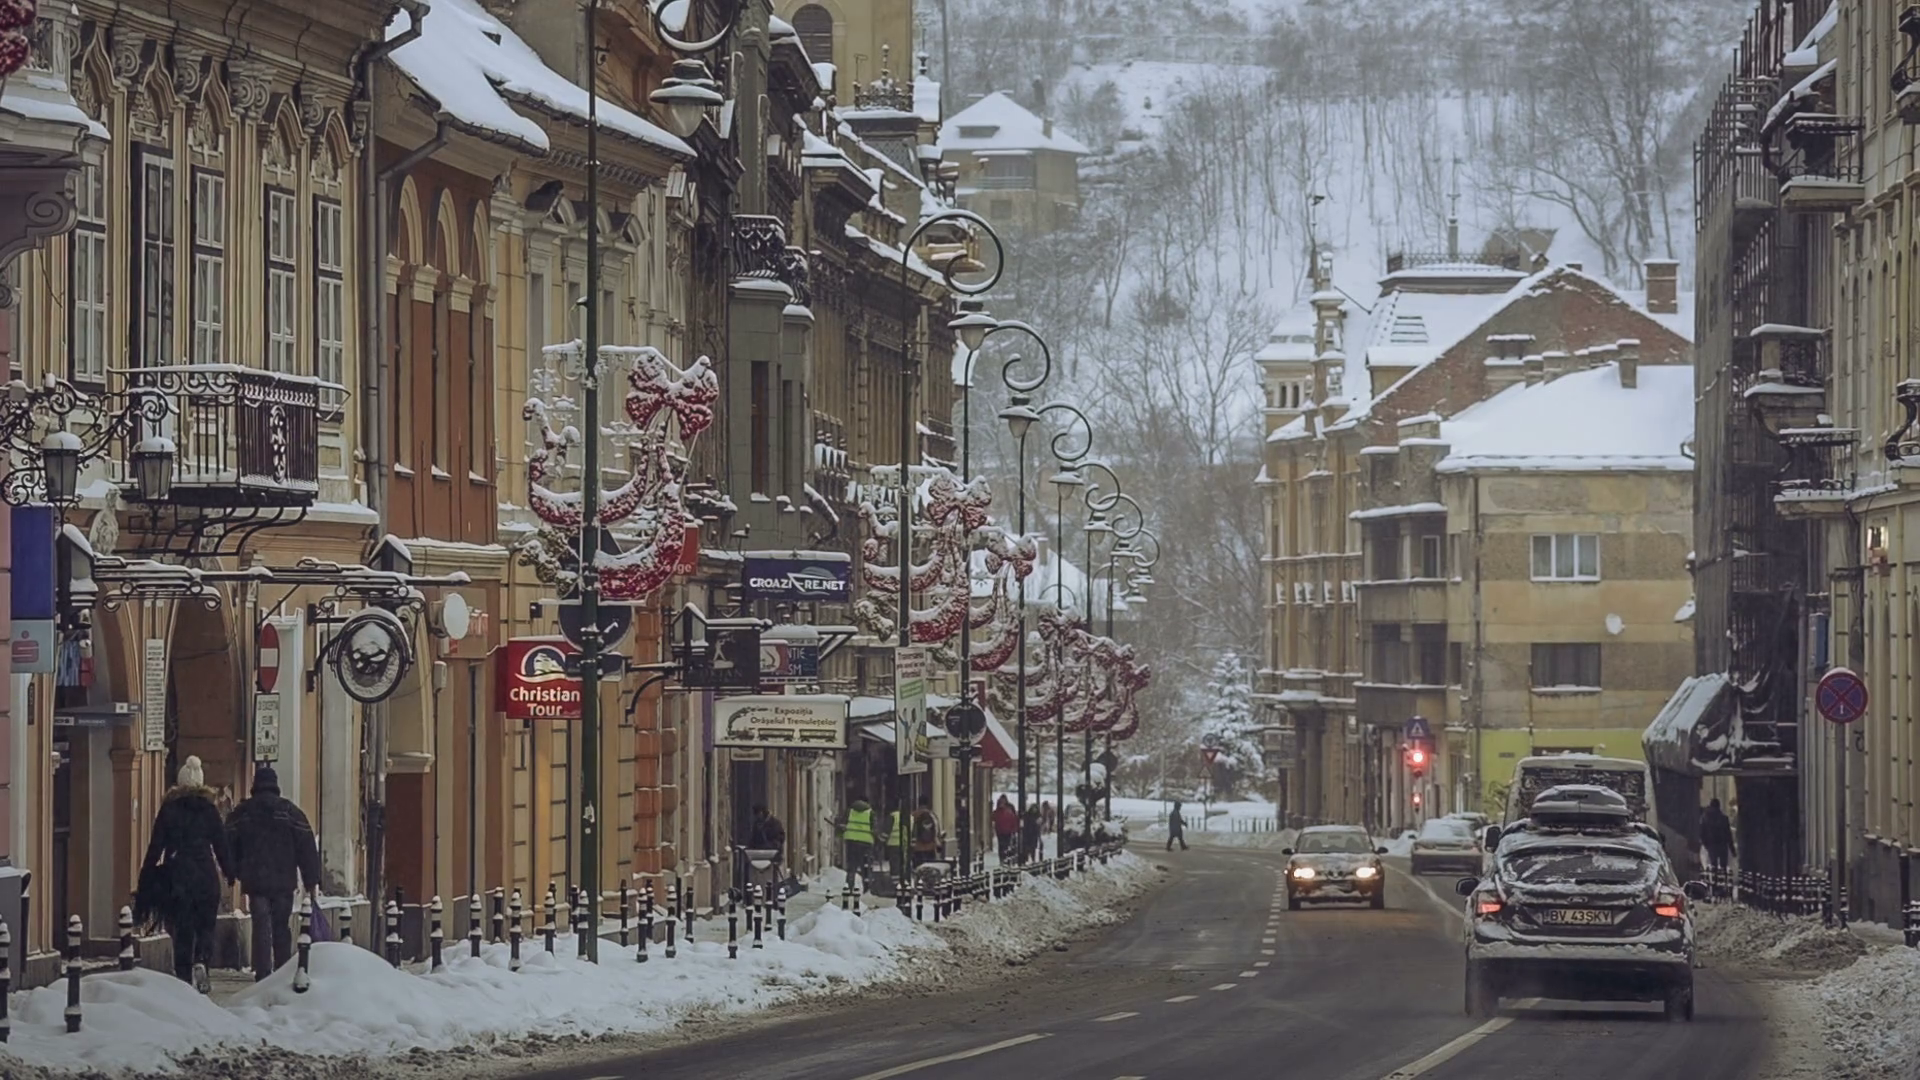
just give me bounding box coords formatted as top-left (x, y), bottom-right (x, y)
top-left (938, 91), bottom-right (1089, 235)
top-left (1258, 240), bottom-right (1694, 832)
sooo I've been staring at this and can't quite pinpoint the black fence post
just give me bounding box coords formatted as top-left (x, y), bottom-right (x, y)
top-left (469, 893), bottom-right (483, 958)
top-left (385, 898), bottom-right (402, 967)
top-left (727, 889), bottom-right (738, 960)
top-left (619, 880), bottom-right (631, 949)
top-left (752, 885), bottom-right (764, 950)
top-left (665, 913), bottom-right (678, 959)
top-left (543, 884), bottom-right (557, 954)
top-left (63, 914), bottom-right (82, 1033)
top-left (508, 890), bottom-right (524, 972)
top-left (491, 886), bottom-right (505, 944)
top-left (295, 894), bottom-right (313, 994)
top-left (682, 879), bottom-right (694, 942)
top-left (339, 899), bottom-right (353, 948)
top-left (776, 884), bottom-right (787, 941)
top-left (429, 896), bottom-right (444, 973)
top-left (0, 918), bottom-right (11, 1043)
top-left (637, 883), bottom-right (651, 963)
top-left (1903, 853), bottom-right (1918, 948)
top-left (117, 904), bottom-right (135, 971)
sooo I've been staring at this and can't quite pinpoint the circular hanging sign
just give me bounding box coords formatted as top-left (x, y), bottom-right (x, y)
top-left (557, 597), bottom-right (633, 652)
top-left (257, 622), bottom-right (281, 694)
top-left (1816, 667), bottom-right (1869, 725)
top-left (945, 701), bottom-right (987, 744)
top-left (332, 608), bottom-right (413, 704)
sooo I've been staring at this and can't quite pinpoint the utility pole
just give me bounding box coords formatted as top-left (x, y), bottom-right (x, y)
top-left (577, 0), bottom-right (604, 963)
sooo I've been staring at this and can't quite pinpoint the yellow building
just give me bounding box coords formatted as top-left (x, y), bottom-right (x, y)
top-left (777, 0), bottom-right (915, 105)
top-left (938, 92), bottom-right (1086, 236)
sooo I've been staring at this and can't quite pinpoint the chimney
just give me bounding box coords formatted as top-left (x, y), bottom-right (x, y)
top-left (1644, 259), bottom-right (1679, 314)
top-left (1616, 338), bottom-right (1640, 389)
top-left (1523, 354), bottom-right (1545, 386)
top-left (1484, 333), bottom-right (1533, 390)
top-left (1043, 117), bottom-right (1053, 138)
top-left (1541, 349), bottom-right (1577, 381)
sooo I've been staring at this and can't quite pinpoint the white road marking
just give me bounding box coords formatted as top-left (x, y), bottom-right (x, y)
top-left (1239, 970), bottom-right (1259, 977)
top-left (846, 1034), bottom-right (1052, 1080)
top-left (1253, 960), bottom-right (1270, 968)
top-left (1261, 948), bottom-right (1275, 955)
top-left (1261, 936), bottom-right (1276, 943)
top-left (1378, 1017), bottom-right (1513, 1079)
top-left (1093, 1011), bottom-right (1139, 1023)
top-left (1114, 1076), bottom-right (1147, 1080)
top-left (1211, 982), bottom-right (1238, 991)
top-left (1165, 994), bottom-right (1198, 1003)
top-left (1395, 864), bottom-right (1468, 926)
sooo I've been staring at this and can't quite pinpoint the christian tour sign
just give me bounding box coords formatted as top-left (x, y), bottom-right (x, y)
top-left (497, 636), bottom-right (584, 720)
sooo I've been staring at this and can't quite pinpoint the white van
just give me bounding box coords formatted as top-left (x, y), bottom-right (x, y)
top-left (1503, 754), bottom-right (1657, 830)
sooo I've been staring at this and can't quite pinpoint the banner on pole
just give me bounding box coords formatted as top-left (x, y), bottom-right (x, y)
top-left (895, 646), bottom-right (929, 775)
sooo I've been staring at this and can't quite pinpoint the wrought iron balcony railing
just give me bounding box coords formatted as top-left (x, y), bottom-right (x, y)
top-left (730, 215), bottom-right (810, 303)
top-left (123, 364), bottom-right (328, 506)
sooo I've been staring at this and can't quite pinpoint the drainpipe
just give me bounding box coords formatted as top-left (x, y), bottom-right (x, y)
top-left (356, 0), bottom-right (430, 918)
top-left (1469, 474), bottom-right (1484, 817)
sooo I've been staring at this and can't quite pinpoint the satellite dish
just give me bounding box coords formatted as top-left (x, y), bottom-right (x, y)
top-left (439, 592), bottom-right (472, 640)
top-left (331, 608), bottom-right (413, 704)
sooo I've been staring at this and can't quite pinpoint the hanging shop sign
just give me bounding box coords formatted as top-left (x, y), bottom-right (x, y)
top-left (330, 608), bottom-right (414, 704)
top-left (759, 624), bottom-right (822, 685)
top-left (895, 645), bottom-right (930, 775)
top-left (8, 620), bottom-right (54, 675)
top-left (740, 552), bottom-right (853, 602)
top-left (497, 636), bottom-right (584, 720)
top-left (713, 694), bottom-right (850, 750)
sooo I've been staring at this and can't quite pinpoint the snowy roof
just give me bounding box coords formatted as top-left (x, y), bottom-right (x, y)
top-left (1434, 362), bottom-right (1694, 473)
top-left (1255, 314), bottom-right (1316, 365)
top-left (1643, 673), bottom-right (1733, 776)
top-left (939, 92), bottom-right (1090, 156)
top-left (1783, 1), bottom-right (1837, 68)
top-left (386, 0), bottom-right (692, 158)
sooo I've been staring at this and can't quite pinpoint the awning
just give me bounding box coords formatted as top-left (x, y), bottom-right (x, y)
top-left (979, 705), bottom-right (1018, 768)
top-left (1643, 673), bottom-right (1734, 775)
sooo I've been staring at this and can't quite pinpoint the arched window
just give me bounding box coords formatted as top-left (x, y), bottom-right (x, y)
top-left (793, 4), bottom-right (833, 67)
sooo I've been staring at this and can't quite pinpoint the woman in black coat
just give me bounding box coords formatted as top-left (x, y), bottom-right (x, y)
top-left (136, 756), bottom-right (233, 992)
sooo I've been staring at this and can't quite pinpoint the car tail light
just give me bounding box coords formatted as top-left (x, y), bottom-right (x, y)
top-left (1653, 891), bottom-right (1684, 919)
top-left (1473, 892), bottom-right (1503, 917)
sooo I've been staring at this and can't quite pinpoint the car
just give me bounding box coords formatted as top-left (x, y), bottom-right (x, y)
top-left (1457, 784), bottom-right (1708, 1022)
top-left (1283, 825), bottom-right (1389, 910)
top-left (1446, 811), bottom-right (1491, 833)
top-left (1411, 817), bottom-right (1482, 876)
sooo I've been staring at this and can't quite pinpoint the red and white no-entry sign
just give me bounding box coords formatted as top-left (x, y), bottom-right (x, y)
top-left (257, 622), bottom-right (281, 694)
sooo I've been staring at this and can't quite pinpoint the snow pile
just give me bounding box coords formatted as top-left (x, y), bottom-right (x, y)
top-left (1693, 902), bottom-right (1865, 971)
top-left (933, 853), bottom-right (1157, 965)
top-left (1813, 947), bottom-right (1920, 1080)
top-left (0, 906), bottom-right (939, 1075)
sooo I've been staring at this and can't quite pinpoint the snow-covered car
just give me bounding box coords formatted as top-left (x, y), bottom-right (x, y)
top-left (1410, 817), bottom-right (1482, 876)
top-left (1446, 811), bottom-right (1490, 833)
top-left (1456, 785), bottom-right (1708, 1021)
top-left (1283, 825), bottom-right (1388, 910)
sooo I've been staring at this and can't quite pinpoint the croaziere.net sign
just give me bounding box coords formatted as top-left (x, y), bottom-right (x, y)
top-left (741, 554), bottom-right (852, 601)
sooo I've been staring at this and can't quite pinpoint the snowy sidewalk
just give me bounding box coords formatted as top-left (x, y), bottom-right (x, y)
top-left (0, 851), bottom-right (1158, 1078)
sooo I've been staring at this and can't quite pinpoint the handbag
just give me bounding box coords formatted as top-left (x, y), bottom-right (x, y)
top-left (309, 901), bottom-right (335, 943)
top-left (133, 862), bottom-right (170, 928)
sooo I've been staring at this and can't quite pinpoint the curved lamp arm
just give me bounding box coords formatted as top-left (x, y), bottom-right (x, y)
top-left (649, 0), bottom-right (736, 55)
top-left (1124, 527), bottom-right (1161, 570)
top-left (1100, 491), bottom-right (1148, 541)
top-left (904, 208), bottom-right (1004, 297)
top-left (1033, 400), bottom-right (1093, 466)
top-left (1079, 459), bottom-right (1125, 514)
top-left (983, 320), bottom-right (1054, 395)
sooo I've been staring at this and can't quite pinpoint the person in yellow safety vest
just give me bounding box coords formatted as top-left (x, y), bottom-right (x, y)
top-left (835, 798), bottom-right (875, 890)
top-left (886, 806), bottom-right (909, 879)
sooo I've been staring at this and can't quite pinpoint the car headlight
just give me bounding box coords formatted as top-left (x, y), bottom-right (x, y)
top-left (1353, 865), bottom-right (1378, 880)
top-left (1291, 865), bottom-right (1316, 880)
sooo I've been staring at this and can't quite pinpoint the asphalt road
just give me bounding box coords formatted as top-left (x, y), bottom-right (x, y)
top-left (521, 843), bottom-right (1769, 1080)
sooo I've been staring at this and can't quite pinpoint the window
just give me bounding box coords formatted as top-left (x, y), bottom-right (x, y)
top-left (751, 360), bottom-right (771, 492)
top-left (1369, 623), bottom-right (1407, 684)
top-left (1418, 534), bottom-right (1443, 578)
top-left (469, 303), bottom-right (488, 478)
top-left (959, 125), bottom-right (999, 139)
top-left (70, 161), bottom-right (107, 382)
top-left (191, 171), bottom-right (226, 365)
top-left (792, 4), bottom-right (834, 67)
top-left (1368, 524), bottom-right (1401, 580)
top-left (981, 156), bottom-right (1036, 189)
top-left (266, 188), bottom-right (297, 372)
top-left (314, 198), bottom-right (346, 393)
top-left (432, 290), bottom-right (450, 469)
top-left (1447, 642), bottom-right (1464, 686)
top-left (1530, 534), bottom-right (1599, 581)
top-left (1413, 625), bottom-right (1446, 685)
top-left (136, 151), bottom-right (176, 368)
top-left (1531, 644), bottom-right (1601, 689)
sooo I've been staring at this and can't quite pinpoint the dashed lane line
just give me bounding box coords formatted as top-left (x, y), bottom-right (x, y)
top-left (1261, 948), bottom-right (1275, 956)
top-left (1093, 1012), bottom-right (1140, 1023)
top-left (1165, 995), bottom-right (1198, 1003)
top-left (1254, 961), bottom-right (1270, 967)
top-left (1211, 983), bottom-right (1239, 991)
top-left (1239, 970), bottom-right (1259, 977)
top-left (845, 1034), bottom-right (1053, 1080)
top-left (1377, 1017), bottom-right (1512, 1079)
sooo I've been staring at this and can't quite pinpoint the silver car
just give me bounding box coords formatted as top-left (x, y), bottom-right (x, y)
top-left (1411, 817), bottom-right (1482, 876)
top-left (1283, 825), bottom-right (1388, 910)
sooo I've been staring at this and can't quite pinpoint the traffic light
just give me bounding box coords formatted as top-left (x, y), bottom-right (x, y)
top-left (1404, 741), bottom-right (1430, 778)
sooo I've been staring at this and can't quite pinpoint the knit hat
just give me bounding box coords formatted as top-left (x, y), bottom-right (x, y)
top-left (252, 764), bottom-right (279, 796)
top-left (177, 755), bottom-right (204, 789)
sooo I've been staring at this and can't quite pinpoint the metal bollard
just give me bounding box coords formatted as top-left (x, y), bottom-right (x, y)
top-left (727, 898), bottom-right (738, 960)
top-left (294, 894), bottom-right (313, 994)
top-left (665, 914), bottom-right (678, 959)
top-left (429, 896), bottom-right (445, 972)
top-left (752, 885), bottom-right (765, 949)
top-left (64, 913), bottom-right (82, 1033)
top-left (637, 884), bottom-right (651, 963)
top-left (117, 904), bottom-right (136, 971)
top-left (385, 899), bottom-right (402, 967)
top-left (0, 919), bottom-right (12, 1043)
top-left (682, 880), bottom-right (695, 942)
top-left (491, 886), bottom-right (505, 944)
top-left (776, 885), bottom-right (787, 941)
top-left (469, 893), bottom-right (484, 958)
top-left (509, 890), bottom-right (524, 972)
top-left (852, 876), bottom-right (863, 917)
top-left (543, 884), bottom-right (557, 953)
top-left (340, 898), bottom-right (354, 947)
top-left (619, 881), bottom-right (631, 948)
top-left (932, 881), bottom-right (944, 923)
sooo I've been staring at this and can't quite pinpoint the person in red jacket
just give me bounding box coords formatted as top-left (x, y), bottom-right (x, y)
top-left (992, 795), bottom-right (1019, 862)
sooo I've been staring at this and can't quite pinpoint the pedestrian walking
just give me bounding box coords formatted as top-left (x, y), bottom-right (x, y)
top-left (135, 756), bottom-right (233, 992)
top-left (1041, 800), bottom-right (1056, 837)
top-left (1019, 803), bottom-right (1042, 862)
top-left (833, 797), bottom-right (876, 890)
top-left (910, 798), bottom-right (942, 867)
top-left (992, 795), bottom-right (1018, 863)
top-left (1700, 798), bottom-right (1735, 872)
top-left (884, 804), bottom-right (908, 879)
top-left (1166, 799), bottom-right (1189, 852)
top-left (225, 764), bottom-right (322, 981)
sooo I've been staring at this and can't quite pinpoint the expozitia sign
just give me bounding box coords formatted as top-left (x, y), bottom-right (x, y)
top-left (713, 694), bottom-right (850, 749)
top-left (740, 551), bottom-right (853, 602)
top-left (497, 636), bottom-right (584, 720)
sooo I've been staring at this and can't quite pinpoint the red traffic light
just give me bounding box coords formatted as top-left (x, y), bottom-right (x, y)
top-left (1412, 790), bottom-right (1423, 807)
top-left (1409, 748), bottom-right (1427, 766)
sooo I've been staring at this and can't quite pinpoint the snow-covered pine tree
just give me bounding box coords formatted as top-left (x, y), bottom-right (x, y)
top-left (1198, 652), bottom-right (1263, 800)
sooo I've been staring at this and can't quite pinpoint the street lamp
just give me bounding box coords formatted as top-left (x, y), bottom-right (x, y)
top-left (130, 434), bottom-right (177, 503)
top-left (1046, 465), bottom-right (1084, 849)
top-left (39, 429), bottom-right (81, 504)
top-left (649, 59), bottom-right (723, 137)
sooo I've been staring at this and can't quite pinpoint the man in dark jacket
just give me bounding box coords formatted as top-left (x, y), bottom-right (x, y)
top-left (138, 755), bottom-right (233, 992)
top-left (1166, 800), bottom-right (1189, 852)
top-left (226, 765), bottom-right (321, 981)
top-left (1700, 798), bottom-right (1736, 873)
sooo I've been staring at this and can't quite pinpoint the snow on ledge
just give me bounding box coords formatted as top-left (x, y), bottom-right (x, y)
top-left (1349, 501), bottom-right (1445, 520)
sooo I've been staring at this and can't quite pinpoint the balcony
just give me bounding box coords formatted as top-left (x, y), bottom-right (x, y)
top-left (122, 364), bottom-right (327, 507)
top-left (1776, 115), bottom-right (1866, 213)
top-left (1355, 579), bottom-right (1448, 624)
top-left (1771, 424), bottom-right (1856, 518)
top-left (731, 215), bottom-right (810, 302)
top-left (1898, 8), bottom-right (1920, 123)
